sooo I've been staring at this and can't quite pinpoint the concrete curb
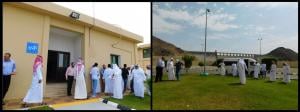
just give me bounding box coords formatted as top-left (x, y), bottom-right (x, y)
top-left (100, 98), bottom-right (135, 110)
top-left (16, 108), bottom-right (29, 110)
top-left (15, 97), bottom-right (135, 110)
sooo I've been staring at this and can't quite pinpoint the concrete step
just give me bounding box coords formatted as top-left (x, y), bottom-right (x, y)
top-left (45, 83), bottom-right (69, 97)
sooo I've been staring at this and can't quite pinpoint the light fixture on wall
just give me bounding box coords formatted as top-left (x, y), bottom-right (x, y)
top-left (70, 11), bottom-right (80, 19)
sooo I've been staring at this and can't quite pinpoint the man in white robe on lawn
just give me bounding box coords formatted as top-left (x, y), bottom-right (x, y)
top-left (112, 64), bottom-right (123, 99)
top-left (126, 65), bottom-right (132, 90)
top-left (269, 61), bottom-right (277, 82)
top-left (219, 61), bottom-right (226, 76)
top-left (237, 59), bottom-right (248, 85)
top-left (253, 62), bottom-right (260, 79)
top-left (74, 58), bottom-right (87, 99)
top-left (23, 55), bottom-right (45, 107)
top-left (232, 63), bottom-right (237, 77)
top-left (104, 64), bottom-right (113, 95)
top-left (282, 62), bottom-right (291, 84)
top-left (145, 65), bottom-right (151, 96)
top-left (132, 65), bottom-right (146, 98)
top-left (167, 58), bottom-right (176, 80)
top-left (128, 65), bottom-right (135, 93)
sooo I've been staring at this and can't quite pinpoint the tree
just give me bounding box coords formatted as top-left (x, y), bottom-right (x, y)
top-left (181, 55), bottom-right (195, 73)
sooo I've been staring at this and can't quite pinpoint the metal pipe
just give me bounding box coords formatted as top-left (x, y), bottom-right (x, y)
top-left (204, 8), bottom-right (209, 73)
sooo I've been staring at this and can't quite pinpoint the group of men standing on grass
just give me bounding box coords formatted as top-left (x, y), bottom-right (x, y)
top-left (2, 52), bottom-right (151, 107)
top-left (222, 58), bottom-right (292, 85)
top-left (153, 55), bottom-right (293, 85)
top-left (155, 56), bottom-right (184, 82)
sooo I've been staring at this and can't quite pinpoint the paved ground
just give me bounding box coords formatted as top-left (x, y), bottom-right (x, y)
top-left (3, 95), bottom-right (78, 110)
top-left (54, 102), bottom-right (118, 110)
top-left (3, 91), bottom-right (132, 110)
top-left (51, 98), bottom-right (118, 110)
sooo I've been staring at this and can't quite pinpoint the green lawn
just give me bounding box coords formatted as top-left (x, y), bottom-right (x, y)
top-left (108, 94), bottom-right (150, 110)
top-left (28, 105), bottom-right (54, 110)
top-left (153, 73), bottom-right (298, 110)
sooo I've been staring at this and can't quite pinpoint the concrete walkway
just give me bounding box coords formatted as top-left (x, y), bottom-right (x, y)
top-left (3, 91), bottom-right (133, 110)
top-left (50, 98), bottom-right (118, 110)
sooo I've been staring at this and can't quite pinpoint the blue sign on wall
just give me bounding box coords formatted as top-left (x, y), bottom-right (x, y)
top-left (26, 42), bottom-right (39, 54)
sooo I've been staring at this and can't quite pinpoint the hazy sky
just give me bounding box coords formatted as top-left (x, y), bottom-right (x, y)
top-left (153, 2), bottom-right (298, 54)
top-left (53, 2), bottom-right (150, 45)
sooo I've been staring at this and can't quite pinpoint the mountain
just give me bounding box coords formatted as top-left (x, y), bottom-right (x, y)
top-left (266, 47), bottom-right (298, 61)
top-left (153, 36), bottom-right (298, 61)
top-left (152, 36), bottom-right (184, 56)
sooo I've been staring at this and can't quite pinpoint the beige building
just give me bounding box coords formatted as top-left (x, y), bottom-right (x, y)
top-left (137, 44), bottom-right (151, 71)
top-left (3, 2), bottom-right (144, 100)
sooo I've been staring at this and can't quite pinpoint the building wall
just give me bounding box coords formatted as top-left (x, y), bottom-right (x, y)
top-left (87, 29), bottom-right (136, 68)
top-left (48, 31), bottom-right (82, 63)
top-left (138, 47), bottom-right (151, 71)
top-left (188, 53), bottom-right (217, 66)
top-left (3, 3), bottom-right (47, 100)
top-left (74, 37), bottom-right (82, 63)
top-left (3, 3), bottom-right (139, 100)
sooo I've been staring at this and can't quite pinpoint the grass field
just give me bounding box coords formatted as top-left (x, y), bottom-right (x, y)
top-left (28, 105), bottom-right (54, 110)
top-left (153, 73), bottom-right (298, 110)
top-left (108, 94), bottom-right (150, 110)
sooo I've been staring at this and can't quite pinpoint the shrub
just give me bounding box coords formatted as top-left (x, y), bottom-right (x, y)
top-left (211, 59), bottom-right (223, 66)
top-left (198, 61), bottom-right (204, 66)
top-left (181, 55), bottom-right (195, 73)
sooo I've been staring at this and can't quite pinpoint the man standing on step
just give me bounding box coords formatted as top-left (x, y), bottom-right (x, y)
top-left (2, 52), bottom-right (17, 105)
top-left (65, 62), bottom-right (76, 96)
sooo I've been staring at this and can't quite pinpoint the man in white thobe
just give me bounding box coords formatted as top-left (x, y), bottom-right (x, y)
top-left (128, 65), bottom-right (135, 93)
top-left (23, 55), bottom-right (44, 106)
top-left (219, 62), bottom-right (226, 76)
top-left (232, 63), bottom-right (237, 77)
top-left (132, 65), bottom-right (146, 98)
top-left (253, 62), bottom-right (260, 79)
top-left (96, 74), bottom-right (101, 94)
top-left (103, 64), bottom-right (114, 95)
top-left (126, 66), bottom-right (132, 90)
top-left (74, 58), bottom-right (87, 99)
top-left (167, 58), bottom-right (176, 80)
top-left (282, 62), bottom-right (291, 84)
top-left (112, 64), bottom-right (123, 99)
top-left (145, 65), bottom-right (151, 96)
top-left (269, 62), bottom-right (277, 82)
top-left (237, 59), bottom-right (248, 85)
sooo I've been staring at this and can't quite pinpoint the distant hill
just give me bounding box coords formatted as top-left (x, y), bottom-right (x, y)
top-left (152, 36), bottom-right (184, 56)
top-left (266, 47), bottom-right (298, 61)
top-left (153, 36), bottom-right (298, 61)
